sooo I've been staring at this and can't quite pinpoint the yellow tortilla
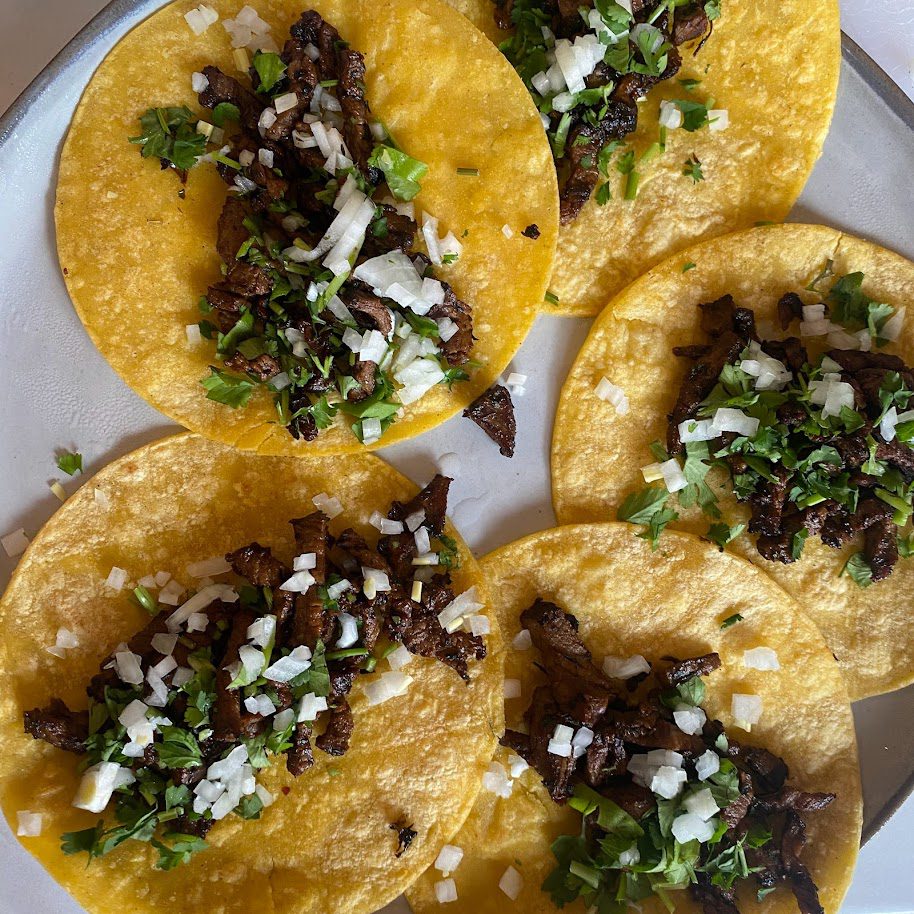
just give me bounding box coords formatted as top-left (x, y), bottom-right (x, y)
top-left (446, 0), bottom-right (840, 316)
top-left (0, 432), bottom-right (504, 914)
top-left (552, 224), bottom-right (914, 700)
top-left (56, 0), bottom-right (558, 455)
top-left (407, 523), bottom-right (861, 914)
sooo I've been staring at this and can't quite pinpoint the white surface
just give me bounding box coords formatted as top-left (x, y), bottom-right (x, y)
top-left (0, 2), bottom-right (912, 914)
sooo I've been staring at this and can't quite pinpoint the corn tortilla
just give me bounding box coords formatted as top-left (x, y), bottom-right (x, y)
top-left (407, 523), bottom-right (861, 913)
top-left (0, 432), bottom-right (504, 914)
top-left (445, 0), bottom-right (840, 316)
top-left (552, 224), bottom-right (914, 700)
top-left (56, 0), bottom-right (558, 454)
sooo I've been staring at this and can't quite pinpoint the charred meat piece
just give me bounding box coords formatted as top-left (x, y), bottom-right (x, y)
top-left (464, 384), bottom-right (516, 457)
top-left (224, 351), bottom-right (282, 381)
top-left (345, 290), bottom-right (394, 336)
top-left (523, 685), bottom-right (577, 803)
top-left (287, 721), bottom-right (314, 775)
top-left (428, 286), bottom-right (474, 366)
top-left (315, 699), bottom-right (354, 756)
top-left (362, 205), bottom-right (417, 257)
top-left (213, 609), bottom-right (266, 742)
top-left (864, 514), bottom-right (899, 581)
top-left (221, 261), bottom-right (273, 298)
top-left (226, 542), bottom-right (289, 587)
top-left (337, 47), bottom-right (375, 178)
top-left (216, 197), bottom-right (252, 265)
top-left (390, 820), bottom-right (418, 858)
top-left (560, 102), bottom-right (637, 224)
top-left (672, 4), bottom-right (710, 45)
top-left (198, 65), bottom-right (264, 133)
top-left (24, 699), bottom-right (88, 753)
top-left (521, 600), bottom-right (616, 725)
top-left (778, 292), bottom-right (805, 330)
top-left (654, 653), bottom-right (721, 688)
top-left (386, 474), bottom-right (451, 537)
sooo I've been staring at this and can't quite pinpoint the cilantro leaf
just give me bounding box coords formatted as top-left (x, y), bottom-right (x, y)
top-left (639, 505), bottom-right (679, 550)
top-left (201, 367), bottom-right (255, 408)
top-left (252, 51), bottom-right (287, 93)
top-left (827, 272), bottom-right (895, 342)
top-left (617, 487), bottom-right (670, 525)
top-left (704, 0), bottom-right (721, 20)
top-left (129, 106), bottom-right (206, 171)
top-left (706, 523), bottom-right (744, 551)
top-left (683, 154), bottom-right (704, 182)
top-left (720, 612), bottom-right (744, 629)
top-left (595, 181), bottom-right (612, 206)
top-left (841, 552), bottom-right (873, 588)
top-left (61, 823), bottom-right (104, 857)
top-left (367, 145), bottom-right (428, 201)
top-left (674, 98), bottom-right (712, 132)
top-left (56, 451), bottom-right (83, 475)
top-left (153, 833), bottom-right (208, 870)
top-left (212, 102), bottom-right (240, 127)
top-left (156, 727), bottom-right (203, 770)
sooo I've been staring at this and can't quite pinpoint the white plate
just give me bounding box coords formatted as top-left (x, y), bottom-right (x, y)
top-left (0, 2), bottom-right (912, 910)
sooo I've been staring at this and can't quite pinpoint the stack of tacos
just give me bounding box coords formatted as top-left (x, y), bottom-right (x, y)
top-left (5, 0), bottom-right (910, 911)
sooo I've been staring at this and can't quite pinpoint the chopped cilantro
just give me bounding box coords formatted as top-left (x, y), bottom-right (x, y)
top-left (367, 145), bottom-right (428, 201)
top-left (56, 451), bottom-right (83, 475)
top-left (456, 167), bottom-right (479, 176)
top-left (211, 102), bottom-right (240, 126)
top-left (683, 154), bottom-right (705, 182)
top-left (720, 613), bottom-right (744, 629)
top-left (252, 51), bottom-right (287, 93)
top-left (595, 182), bottom-right (612, 206)
top-left (129, 106), bottom-right (206, 172)
top-left (673, 98), bottom-right (713, 132)
top-left (201, 367), bottom-right (255, 408)
top-left (706, 522), bottom-right (745, 550)
top-left (617, 486), bottom-right (670, 525)
top-left (682, 261), bottom-right (697, 273)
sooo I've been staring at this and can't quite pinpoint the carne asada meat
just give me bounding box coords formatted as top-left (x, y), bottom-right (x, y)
top-left (23, 479), bottom-right (485, 868)
top-left (463, 384), bottom-right (516, 457)
top-left (659, 276), bottom-right (914, 583)
top-left (514, 601), bottom-right (834, 914)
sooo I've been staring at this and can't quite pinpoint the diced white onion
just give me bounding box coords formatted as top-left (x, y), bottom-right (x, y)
top-left (105, 566), bottom-right (128, 592)
top-left (650, 765), bottom-right (688, 799)
top-left (72, 762), bottom-right (134, 813)
top-left (280, 569), bottom-right (316, 593)
top-left (708, 109), bottom-right (729, 131)
top-left (186, 612), bottom-right (208, 633)
top-left (244, 694), bottom-right (275, 716)
top-left (696, 749), bottom-right (721, 781)
top-left (297, 692), bottom-right (328, 722)
top-left (16, 811), bottom-right (42, 837)
top-left (387, 644), bottom-right (413, 671)
top-left (711, 407), bottom-right (760, 437)
top-left (437, 587), bottom-right (484, 631)
top-left (434, 844), bottom-right (465, 876)
top-left (264, 645), bottom-right (312, 682)
top-left (335, 612), bottom-right (359, 649)
top-left (114, 650), bottom-right (144, 685)
top-left (274, 92), bottom-right (298, 115)
top-left (434, 878), bottom-right (458, 904)
top-left (482, 761), bottom-right (513, 798)
top-left (499, 866), bottom-right (524, 901)
top-left (685, 788), bottom-right (719, 821)
top-left (594, 376), bottom-right (629, 415)
top-left (508, 753), bottom-right (529, 778)
top-left (468, 614), bottom-right (490, 636)
top-left (512, 629), bottom-right (533, 651)
top-left (166, 583), bottom-right (238, 632)
top-left (312, 493), bottom-right (343, 518)
top-left (743, 647), bottom-right (780, 671)
top-left (363, 671), bottom-right (413, 706)
top-left (603, 654), bottom-right (650, 679)
top-left (1, 528), bottom-right (29, 557)
top-left (732, 693), bottom-right (763, 729)
top-left (659, 100), bottom-right (683, 129)
top-left (673, 704), bottom-right (707, 736)
top-left (881, 306), bottom-right (906, 342)
top-left (672, 812), bottom-right (716, 843)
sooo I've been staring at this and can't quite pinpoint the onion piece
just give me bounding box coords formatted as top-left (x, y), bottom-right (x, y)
top-left (499, 866), bottom-right (524, 901)
top-left (743, 647), bottom-right (780, 670)
top-left (732, 693), bottom-right (763, 729)
top-left (603, 654), bottom-right (650, 679)
top-left (434, 844), bottom-right (464, 876)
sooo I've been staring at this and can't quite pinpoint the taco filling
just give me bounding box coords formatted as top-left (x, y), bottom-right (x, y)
top-left (618, 269), bottom-right (914, 586)
top-left (129, 10), bottom-right (474, 445)
top-left (501, 600), bottom-right (834, 914)
top-left (492, 0), bottom-right (723, 222)
top-left (22, 475), bottom-right (487, 868)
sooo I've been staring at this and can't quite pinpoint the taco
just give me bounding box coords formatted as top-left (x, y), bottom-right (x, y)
top-left (0, 433), bottom-right (503, 914)
top-left (56, 0), bottom-right (558, 455)
top-left (444, 0), bottom-right (840, 316)
top-left (552, 224), bottom-right (914, 700)
top-left (406, 524), bottom-right (861, 914)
